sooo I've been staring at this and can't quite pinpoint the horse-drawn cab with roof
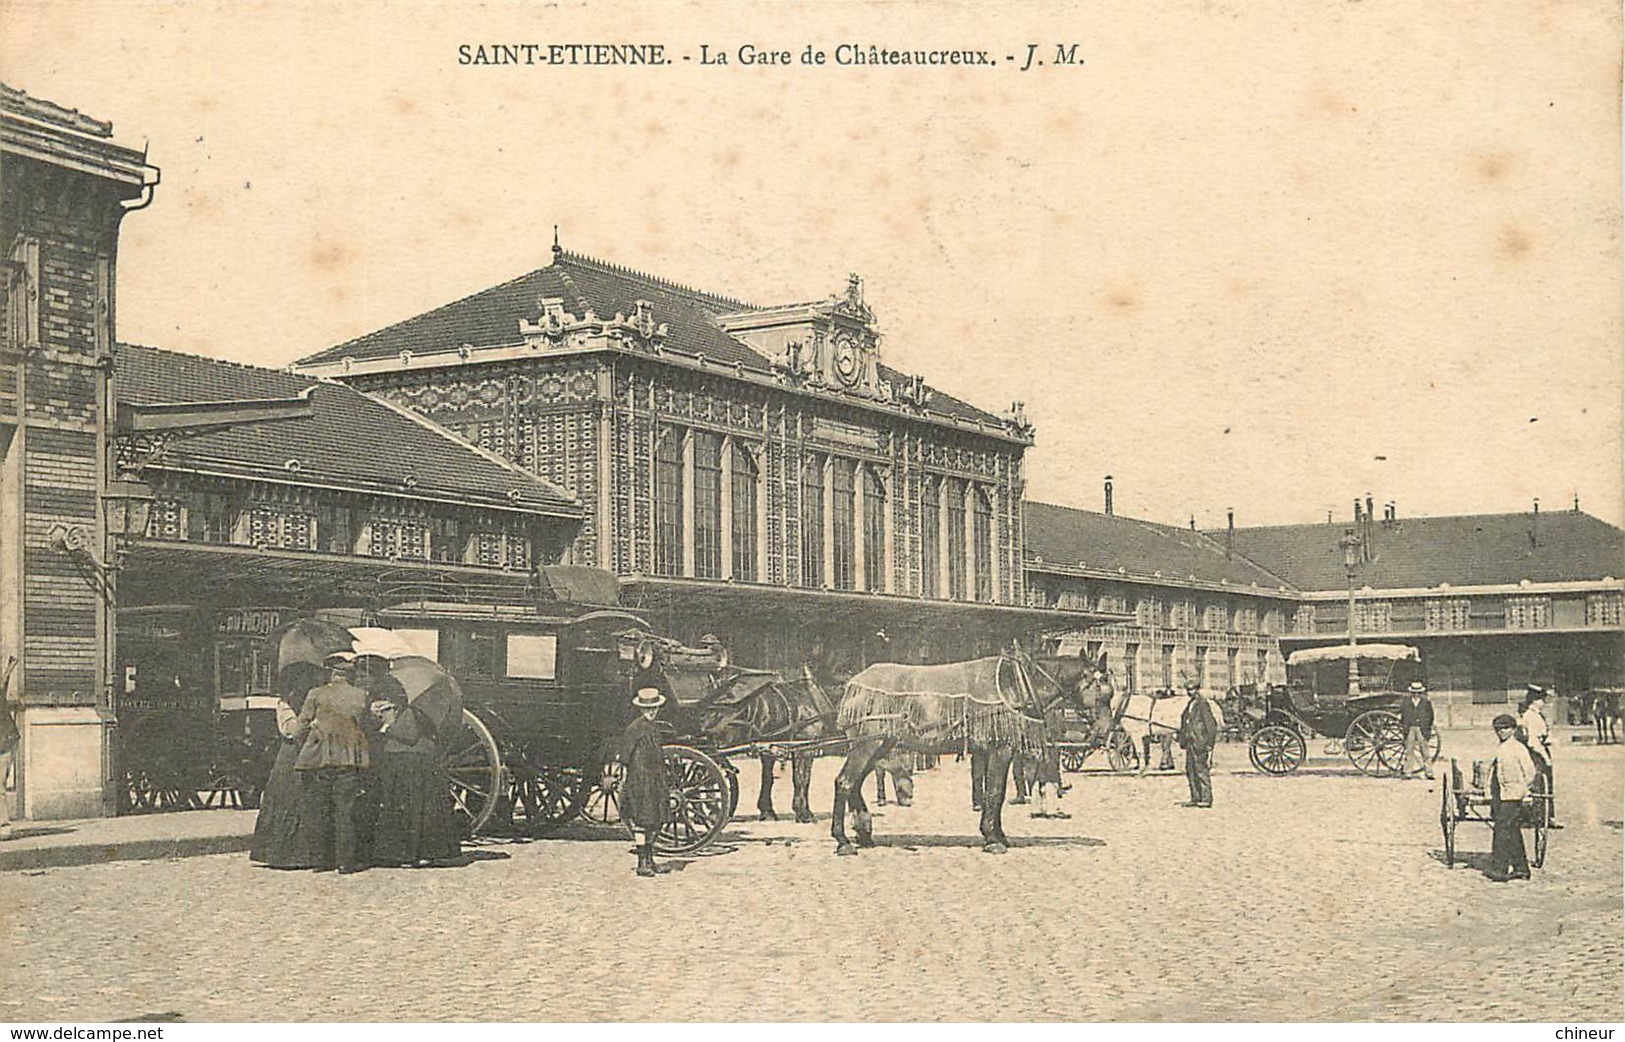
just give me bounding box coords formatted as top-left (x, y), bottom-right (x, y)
top-left (1245, 643), bottom-right (1442, 776)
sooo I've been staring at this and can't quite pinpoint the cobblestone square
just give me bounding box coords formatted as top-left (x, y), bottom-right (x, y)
top-left (3, 734), bottom-right (1620, 1023)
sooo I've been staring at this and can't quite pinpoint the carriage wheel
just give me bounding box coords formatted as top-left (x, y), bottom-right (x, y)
top-left (511, 763), bottom-right (587, 831)
top-left (580, 760), bottom-right (624, 826)
top-left (1059, 748), bottom-right (1087, 773)
top-left (1529, 781), bottom-right (1551, 869)
top-left (1347, 710), bottom-right (1402, 776)
top-left (1427, 731), bottom-right (1443, 763)
top-left (1249, 725), bottom-right (1307, 775)
top-left (1105, 730), bottom-right (1139, 774)
top-left (723, 766), bottom-right (740, 821)
top-left (444, 709), bottom-right (503, 836)
top-left (653, 744), bottom-right (732, 855)
top-left (1440, 761), bottom-right (1457, 867)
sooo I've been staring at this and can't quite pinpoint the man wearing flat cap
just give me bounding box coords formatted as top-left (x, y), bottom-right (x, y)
top-left (1487, 713), bottom-right (1536, 881)
top-left (1398, 681), bottom-right (1436, 780)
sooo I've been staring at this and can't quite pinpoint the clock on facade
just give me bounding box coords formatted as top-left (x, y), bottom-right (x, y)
top-left (832, 334), bottom-right (861, 387)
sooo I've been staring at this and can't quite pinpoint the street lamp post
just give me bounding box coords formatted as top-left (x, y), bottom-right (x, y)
top-left (1339, 528), bottom-right (1362, 696)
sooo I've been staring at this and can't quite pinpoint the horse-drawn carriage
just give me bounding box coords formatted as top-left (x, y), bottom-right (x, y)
top-left (1245, 643), bottom-right (1442, 776)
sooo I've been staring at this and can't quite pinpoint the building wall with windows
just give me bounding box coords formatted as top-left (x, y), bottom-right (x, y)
top-left (1230, 506), bottom-right (1625, 726)
top-left (1023, 501), bottom-right (1297, 695)
top-left (299, 251), bottom-right (1040, 674)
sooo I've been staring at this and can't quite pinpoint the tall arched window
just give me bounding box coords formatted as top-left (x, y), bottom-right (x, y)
top-left (919, 476), bottom-right (939, 598)
top-left (692, 430), bottom-right (723, 579)
top-left (654, 426), bottom-right (684, 577)
top-left (862, 467), bottom-right (887, 592)
top-left (973, 486), bottom-right (993, 602)
top-left (945, 478), bottom-right (967, 600)
top-left (800, 454), bottom-right (824, 587)
top-left (831, 458), bottom-right (856, 591)
top-left (730, 442), bottom-right (758, 581)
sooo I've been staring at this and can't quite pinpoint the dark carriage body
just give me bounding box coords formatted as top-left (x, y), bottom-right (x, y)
top-left (375, 586), bottom-right (741, 852)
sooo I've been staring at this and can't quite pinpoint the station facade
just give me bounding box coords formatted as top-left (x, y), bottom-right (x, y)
top-left (295, 247), bottom-right (1103, 679)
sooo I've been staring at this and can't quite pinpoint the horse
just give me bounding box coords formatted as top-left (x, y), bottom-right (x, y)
top-left (829, 648), bottom-right (1112, 856)
top-left (1108, 687), bottom-right (1226, 775)
top-left (695, 665), bottom-right (836, 824)
top-left (1587, 689), bottom-right (1622, 744)
top-left (981, 652), bottom-right (1114, 812)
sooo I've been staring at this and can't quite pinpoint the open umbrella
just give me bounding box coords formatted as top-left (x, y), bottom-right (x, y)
top-left (389, 655), bottom-right (464, 743)
top-left (348, 627), bottom-right (418, 661)
top-left (270, 618), bottom-right (356, 677)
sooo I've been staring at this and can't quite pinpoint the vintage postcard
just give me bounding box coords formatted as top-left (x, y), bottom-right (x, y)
top-left (1, 0), bottom-right (1620, 1031)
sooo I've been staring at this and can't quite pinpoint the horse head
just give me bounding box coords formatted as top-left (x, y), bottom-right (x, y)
top-left (1028, 647), bottom-right (1116, 741)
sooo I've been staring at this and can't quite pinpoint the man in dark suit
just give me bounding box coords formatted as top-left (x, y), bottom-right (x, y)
top-left (1177, 682), bottom-right (1218, 808)
top-left (1398, 680), bottom-right (1436, 780)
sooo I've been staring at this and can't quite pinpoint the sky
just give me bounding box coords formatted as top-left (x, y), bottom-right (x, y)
top-left (4, 0), bottom-right (1620, 528)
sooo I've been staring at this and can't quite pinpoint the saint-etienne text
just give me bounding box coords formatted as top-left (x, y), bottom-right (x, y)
top-left (454, 42), bottom-right (1082, 71)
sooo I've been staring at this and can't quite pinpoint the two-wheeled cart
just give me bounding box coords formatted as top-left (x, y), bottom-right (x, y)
top-left (1439, 756), bottom-right (1553, 869)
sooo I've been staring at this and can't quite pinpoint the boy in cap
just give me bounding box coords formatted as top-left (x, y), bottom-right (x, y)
top-left (1398, 681), bottom-right (1436, 780)
top-left (613, 685), bottom-right (674, 877)
top-left (1488, 713), bottom-right (1536, 882)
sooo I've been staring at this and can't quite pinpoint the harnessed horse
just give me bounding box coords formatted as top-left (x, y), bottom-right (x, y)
top-left (829, 648), bottom-right (1111, 855)
top-left (1109, 686), bottom-right (1225, 775)
top-left (695, 666), bottom-right (836, 823)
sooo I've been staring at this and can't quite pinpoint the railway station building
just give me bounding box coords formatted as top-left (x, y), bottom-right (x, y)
top-left (294, 246), bottom-right (1109, 679)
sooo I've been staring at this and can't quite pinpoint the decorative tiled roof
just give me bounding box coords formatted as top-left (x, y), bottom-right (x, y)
top-left (1214, 512), bottom-right (1625, 592)
top-left (114, 343), bottom-right (580, 517)
top-left (294, 249), bottom-right (1006, 429)
top-left (1023, 501), bottom-right (1294, 592)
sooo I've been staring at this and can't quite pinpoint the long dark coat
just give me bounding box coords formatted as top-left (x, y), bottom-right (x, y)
top-left (615, 715), bottom-right (672, 831)
top-left (1398, 695), bottom-right (1435, 737)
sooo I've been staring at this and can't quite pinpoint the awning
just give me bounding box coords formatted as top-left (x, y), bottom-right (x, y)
top-left (618, 576), bottom-right (1127, 641)
top-left (118, 540), bottom-right (548, 609)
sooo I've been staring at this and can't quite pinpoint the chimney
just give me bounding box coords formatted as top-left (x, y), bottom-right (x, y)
top-left (1104, 475), bottom-right (1114, 516)
top-left (1574, 492), bottom-right (1581, 513)
top-left (1226, 508), bottom-right (1235, 559)
top-left (1189, 515), bottom-right (1196, 531)
top-left (1365, 493), bottom-right (1375, 521)
top-left (1327, 510), bottom-right (1333, 524)
top-left (1353, 498), bottom-right (1362, 523)
top-left (1531, 497), bottom-right (1540, 548)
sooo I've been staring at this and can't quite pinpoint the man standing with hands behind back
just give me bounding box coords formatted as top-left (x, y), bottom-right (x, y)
top-left (1177, 681), bottom-right (1218, 808)
top-left (1399, 681), bottom-right (1436, 780)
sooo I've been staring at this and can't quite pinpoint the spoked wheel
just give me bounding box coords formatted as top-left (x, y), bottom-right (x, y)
top-left (1249, 725), bottom-right (1307, 775)
top-left (652, 744), bottom-right (732, 855)
top-left (1059, 748), bottom-right (1087, 773)
top-left (510, 761), bottom-right (587, 832)
top-left (723, 766), bottom-right (740, 820)
top-left (1528, 780), bottom-right (1552, 869)
top-left (580, 760), bottom-right (624, 826)
top-left (1440, 759), bottom-right (1458, 867)
top-left (444, 709), bottom-right (503, 836)
top-left (1427, 731), bottom-right (1443, 763)
top-left (1347, 710), bottom-right (1403, 776)
top-left (1105, 730), bottom-right (1139, 774)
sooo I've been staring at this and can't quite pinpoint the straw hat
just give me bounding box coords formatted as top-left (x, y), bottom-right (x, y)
top-left (632, 687), bottom-right (667, 710)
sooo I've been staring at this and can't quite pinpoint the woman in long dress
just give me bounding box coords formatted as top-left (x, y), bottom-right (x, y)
top-left (368, 661), bottom-right (460, 868)
top-left (250, 662), bottom-right (324, 868)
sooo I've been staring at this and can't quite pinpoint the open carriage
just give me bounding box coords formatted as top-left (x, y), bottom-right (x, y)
top-left (1246, 643), bottom-right (1442, 776)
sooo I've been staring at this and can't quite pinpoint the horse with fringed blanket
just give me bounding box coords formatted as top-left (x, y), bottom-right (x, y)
top-left (830, 649), bottom-right (1111, 855)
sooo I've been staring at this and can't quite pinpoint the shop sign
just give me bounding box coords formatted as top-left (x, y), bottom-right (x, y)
top-left (216, 608), bottom-right (284, 638)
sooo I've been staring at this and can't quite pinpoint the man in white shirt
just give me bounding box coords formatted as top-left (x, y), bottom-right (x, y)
top-left (1489, 713), bottom-right (1536, 882)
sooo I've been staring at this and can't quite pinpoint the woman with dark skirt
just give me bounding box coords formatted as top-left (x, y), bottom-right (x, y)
top-left (250, 662), bottom-right (325, 869)
top-left (368, 662), bottom-right (460, 868)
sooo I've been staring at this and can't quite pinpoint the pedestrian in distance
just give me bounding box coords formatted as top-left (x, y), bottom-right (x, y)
top-left (1176, 678), bottom-right (1218, 808)
top-left (1518, 684), bottom-right (1561, 828)
top-left (1398, 681), bottom-right (1436, 780)
top-left (614, 686), bottom-right (674, 878)
top-left (1487, 713), bottom-right (1536, 882)
top-left (295, 651), bottom-right (377, 874)
top-left (0, 655), bottom-right (19, 842)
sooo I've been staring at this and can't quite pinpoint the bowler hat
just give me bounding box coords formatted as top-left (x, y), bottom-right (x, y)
top-left (632, 687), bottom-right (667, 710)
top-left (1407, 681), bottom-right (1427, 694)
top-left (1492, 713), bottom-right (1519, 730)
